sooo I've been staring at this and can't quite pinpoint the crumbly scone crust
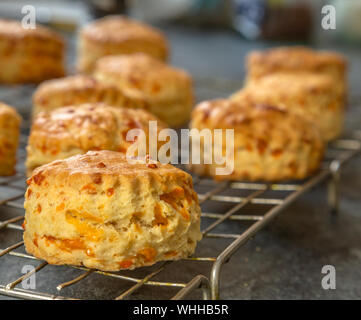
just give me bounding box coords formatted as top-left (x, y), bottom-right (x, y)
top-left (23, 150), bottom-right (202, 271)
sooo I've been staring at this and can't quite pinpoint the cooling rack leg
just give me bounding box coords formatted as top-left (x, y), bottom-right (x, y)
top-left (210, 259), bottom-right (223, 300)
top-left (328, 160), bottom-right (341, 214)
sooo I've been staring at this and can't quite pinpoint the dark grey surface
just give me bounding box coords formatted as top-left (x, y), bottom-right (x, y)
top-left (0, 24), bottom-right (361, 300)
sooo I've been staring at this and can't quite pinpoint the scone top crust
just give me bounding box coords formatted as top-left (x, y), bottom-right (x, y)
top-left (28, 150), bottom-right (189, 182)
top-left (247, 46), bottom-right (347, 76)
top-left (29, 103), bottom-right (167, 155)
top-left (82, 15), bottom-right (167, 47)
top-left (191, 98), bottom-right (323, 149)
top-left (34, 75), bottom-right (101, 99)
top-left (192, 98), bottom-right (310, 129)
top-left (240, 72), bottom-right (340, 99)
top-left (94, 53), bottom-right (192, 102)
top-left (33, 75), bottom-right (117, 106)
top-left (0, 19), bottom-right (64, 45)
top-left (32, 75), bottom-right (148, 116)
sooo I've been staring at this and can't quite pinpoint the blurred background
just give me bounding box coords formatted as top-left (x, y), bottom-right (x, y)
top-left (0, 0), bottom-right (360, 138)
top-left (1, 0), bottom-right (360, 96)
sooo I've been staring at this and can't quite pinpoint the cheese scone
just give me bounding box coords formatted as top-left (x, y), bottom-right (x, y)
top-left (26, 103), bottom-right (167, 176)
top-left (246, 46), bottom-right (347, 98)
top-left (32, 75), bottom-right (147, 118)
top-left (189, 99), bottom-right (324, 181)
top-left (93, 53), bottom-right (193, 127)
top-left (0, 19), bottom-right (65, 84)
top-left (232, 72), bottom-right (344, 142)
top-left (23, 150), bottom-right (202, 271)
top-left (0, 102), bottom-right (21, 175)
top-left (78, 15), bottom-right (168, 73)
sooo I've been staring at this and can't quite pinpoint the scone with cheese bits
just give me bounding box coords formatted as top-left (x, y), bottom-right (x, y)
top-left (0, 102), bottom-right (21, 175)
top-left (32, 75), bottom-right (147, 118)
top-left (189, 99), bottom-right (324, 181)
top-left (93, 53), bottom-right (193, 127)
top-left (246, 46), bottom-right (347, 98)
top-left (26, 103), bottom-right (167, 176)
top-left (23, 150), bottom-right (202, 271)
top-left (0, 19), bottom-right (65, 84)
top-left (78, 15), bottom-right (168, 73)
top-left (231, 73), bottom-right (344, 141)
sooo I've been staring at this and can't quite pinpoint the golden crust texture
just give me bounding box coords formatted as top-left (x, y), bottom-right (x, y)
top-left (32, 75), bottom-right (148, 118)
top-left (93, 53), bottom-right (194, 127)
top-left (246, 46), bottom-right (347, 97)
top-left (189, 99), bottom-right (324, 181)
top-left (0, 102), bottom-right (21, 175)
top-left (26, 103), bottom-right (167, 175)
top-left (78, 15), bottom-right (168, 73)
top-left (0, 19), bottom-right (65, 84)
top-left (231, 72), bottom-right (344, 141)
top-left (23, 150), bottom-right (202, 271)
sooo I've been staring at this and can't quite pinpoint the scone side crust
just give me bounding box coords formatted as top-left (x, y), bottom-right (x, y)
top-left (0, 102), bottom-right (22, 175)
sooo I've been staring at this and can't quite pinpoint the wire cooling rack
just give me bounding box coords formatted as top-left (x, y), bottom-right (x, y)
top-left (0, 81), bottom-right (361, 300)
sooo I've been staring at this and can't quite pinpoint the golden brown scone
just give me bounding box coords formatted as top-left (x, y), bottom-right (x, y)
top-left (0, 102), bottom-right (21, 175)
top-left (93, 53), bottom-right (193, 127)
top-left (32, 75), bottom-right (147, 118)
top-left (246, 46), bottom-right (347, 98)
top-left (231, 72), bottom-right (344, 141)
top-left (78, 15), bottom-right (168, 73)
top-left (0, 19), bottom-right (65, 84)
top-left (189, 99), bottom-right (324, 182)
top-left (23, 150), bottom-right (202, 271)
top-left (26, 103), bottom-right (167, 176)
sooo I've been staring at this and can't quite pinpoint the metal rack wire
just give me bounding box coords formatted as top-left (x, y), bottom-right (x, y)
top-left (0, 83), bottom-right (361, 300)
